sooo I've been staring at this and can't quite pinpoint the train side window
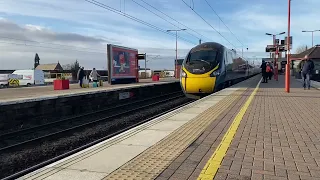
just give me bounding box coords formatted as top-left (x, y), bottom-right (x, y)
top-left (226, 51), bottom-right (232, 71)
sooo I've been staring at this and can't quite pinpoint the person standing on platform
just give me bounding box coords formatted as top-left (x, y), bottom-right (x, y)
top-left (269, 63), bottom-right (274, 80)
top-left (77, 67), bottom-right (85, 88)
top-left (301, 56), bottom-right (314, 90)
top-left (90, 68), bottom-right (100, 86)
top-left (260, 60), bottom-right (268, 83)
top-left (265, 62), bottom-right (272, 80)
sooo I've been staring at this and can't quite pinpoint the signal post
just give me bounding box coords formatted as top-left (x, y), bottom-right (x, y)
top-left (265, 36), bottom-right (293, 84)
top-left (265, 40), bottom-right (285, 81)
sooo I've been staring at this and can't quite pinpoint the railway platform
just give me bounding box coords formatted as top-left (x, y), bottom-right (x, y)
top-left (18, 75), bottom-right (320, 180)
top-left (0, 78), bottom-right (177, 105)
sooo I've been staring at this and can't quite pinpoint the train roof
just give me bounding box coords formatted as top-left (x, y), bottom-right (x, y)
top-left (190, 42), bottom-right (224, 53)
top-left (190, 42), bottom-right (247, 60)
top-left (192, 42), bottom-right (223, 49)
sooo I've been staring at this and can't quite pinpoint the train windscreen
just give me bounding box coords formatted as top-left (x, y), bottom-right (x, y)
top-left (185, 49), bottom-right (219, 74)
top-left (187, 49), bottom-right (218, 64)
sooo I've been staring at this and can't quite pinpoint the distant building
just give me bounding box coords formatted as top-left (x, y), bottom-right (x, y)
top-left (164, 70), bottom-right (174, 77)
top-left (288, 45), bottom-right (320, 61)
top-left (139, 68), bottom-right (152, 78)
top-left (35, 62), bottom-right (63, 71)
top-left (35, 62), bottom-right (68, 82)
top-left (287, 45), bottom-right (320, 79)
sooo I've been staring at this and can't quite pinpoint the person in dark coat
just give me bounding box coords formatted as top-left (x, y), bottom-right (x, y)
top-left (260, 60), bottom-right (268, 83)
top-left (77, 67), bottom-right (85, 88)
top-left (269, 64), bottom-right (274, 80)
top-left (301, 57), bottom-right (314, 90)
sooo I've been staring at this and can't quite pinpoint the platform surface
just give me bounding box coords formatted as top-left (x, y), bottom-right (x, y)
top-left (0, 78), bottom-right (177, 105)
top-left (157, 75), bottom-right (320, 180)
top-left (19, 75), bottom-right (320, 180)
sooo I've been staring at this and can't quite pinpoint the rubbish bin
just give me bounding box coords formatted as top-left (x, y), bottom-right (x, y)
top-left (152, 74), bottom-right (160, 81)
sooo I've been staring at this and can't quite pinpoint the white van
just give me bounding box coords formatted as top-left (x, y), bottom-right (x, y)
top-left (0, 74), bottom-right (9, 88)
top-left (0, 74), bottom-right (23, 88)
top-left (12, 70), bottom-right (45, 86)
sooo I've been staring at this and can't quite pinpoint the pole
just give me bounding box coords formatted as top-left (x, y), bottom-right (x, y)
top-left (273, 35), bottom-right (277, 80)
top-left (175, 31), bottom-right (178, 79)
top-left (285, 0), bottom-right (291, 93)
top-left (275, 44), bottom-right (279, 81)
top-left (144, 53), bottom-right (147, 79)
top-left (312, 31), bottom-right (314, 47)
top-left (242, 48), bottom-right (243, 58)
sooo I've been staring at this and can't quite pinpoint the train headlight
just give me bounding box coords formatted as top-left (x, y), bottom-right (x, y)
top-left (210, 70), bottom-right (220, 77)
top-left (181, 69), bottom-right (187, 78)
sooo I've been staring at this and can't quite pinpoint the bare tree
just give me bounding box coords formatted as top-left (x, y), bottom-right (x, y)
top-left (295, 45), bottom-right (308, 54)
top-left (71, 60), bottom-right (80, 80)
top-left (62, 64), bottom-right (72, 70)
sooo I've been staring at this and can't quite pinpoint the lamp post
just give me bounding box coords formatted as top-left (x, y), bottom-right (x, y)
top-left (144, 55), bottom-right (160, 78)
top-left (266, 32), bottom-right (285, 81)
top-left (302, 30), bottom-right (320, 47)
top-left (234, 46), bottom-right (248, 58)
top-left (285, 0), bottom-right (291, 93)
top-left (167, 29), bottom-right (186, 78)
top-left (241, 47), bottom-right (248, 58)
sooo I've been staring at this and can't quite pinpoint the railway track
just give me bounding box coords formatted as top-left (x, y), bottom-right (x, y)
top-left (0, 91), bottom-right (184, 152)
top-left (1, 91), bottom-right (194, 180)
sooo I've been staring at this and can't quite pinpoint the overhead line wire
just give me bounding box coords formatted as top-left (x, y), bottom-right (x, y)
top-left (131, 0), bottom-right (201, 40)
top-left (204, 0), bottom-right (244, 47)
top-left (85, 0), bottom-right (196, 45)
top-left (139, 0), bottom-right (211, 42)
top-left (181, 0), bottom-right (240, 51)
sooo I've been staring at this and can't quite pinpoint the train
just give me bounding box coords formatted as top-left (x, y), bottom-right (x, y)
top-left (180, 42), bottom-right (261, 98)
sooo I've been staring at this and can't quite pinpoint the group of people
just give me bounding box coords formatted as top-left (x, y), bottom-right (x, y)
top-left (260, 55), bottom-right (315, 89)
top-left (77, 67), bottom-right (101, 88)
top-left (260, 60), bottom-right (274, 83)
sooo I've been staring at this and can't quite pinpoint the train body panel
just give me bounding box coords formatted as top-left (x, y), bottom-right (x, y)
top-left (180, 42), bottom-right (260, 98)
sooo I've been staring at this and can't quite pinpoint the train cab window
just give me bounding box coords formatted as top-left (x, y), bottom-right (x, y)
top-left (187, 50), bottom-right (218, 67)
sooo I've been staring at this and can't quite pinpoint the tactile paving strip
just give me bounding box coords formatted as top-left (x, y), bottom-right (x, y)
top-left (104, 88), bottom-right (246, 180)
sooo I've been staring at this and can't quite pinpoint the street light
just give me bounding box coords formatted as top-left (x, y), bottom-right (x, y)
top-left (302, 30), bottom-right (320, 47)
top-left (265, 32), bottom-right (286, 44)
top-left (234, 46), bottom-right (248, 58)
top-left (167, 29), bottom-right (186, 78)
top-left (265, 32), bottom-right (286, 81)
top-left (242, 47), bottom-right (248, 58)
top-left (143, 55), bottom-right (160, 78)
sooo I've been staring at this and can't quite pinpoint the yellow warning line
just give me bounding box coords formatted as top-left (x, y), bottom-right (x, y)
top-left (197, 78), bottom-right (262, 180)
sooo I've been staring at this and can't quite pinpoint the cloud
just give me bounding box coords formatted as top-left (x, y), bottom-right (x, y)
top-left (228, 0), bottom-right (320, 50)
top-left (0, 18), bottom-right (190, 70)
top-left (1, 0), bottom-right (319, 70)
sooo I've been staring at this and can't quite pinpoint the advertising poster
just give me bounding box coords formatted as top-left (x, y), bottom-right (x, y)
top-left (107, 44), bottom-right (139, 84)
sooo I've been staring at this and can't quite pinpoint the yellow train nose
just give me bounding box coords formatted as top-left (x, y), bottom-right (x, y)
top-left (181, 77), bottom-right (216, 94)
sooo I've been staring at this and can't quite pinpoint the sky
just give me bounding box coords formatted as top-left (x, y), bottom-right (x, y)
top-left (0, 0), bottom-right (319, 70)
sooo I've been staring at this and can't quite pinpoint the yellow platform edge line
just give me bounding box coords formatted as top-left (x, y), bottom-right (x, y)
top-left (197, 78), bottom-right (262, 180)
